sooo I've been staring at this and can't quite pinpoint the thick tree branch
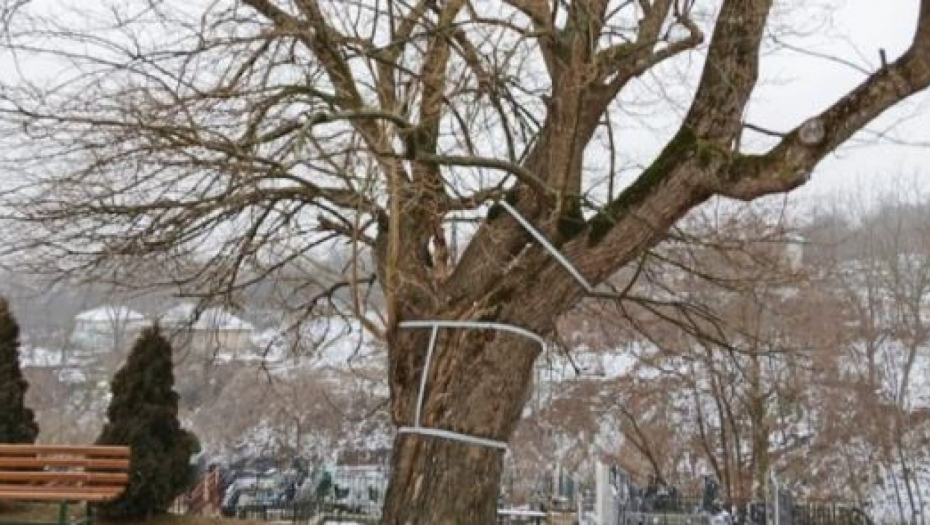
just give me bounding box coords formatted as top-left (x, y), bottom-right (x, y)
top-left (412, 0), bottom-right (466, 159)
top-left (684, 0), bottom-right (773, 142)
top-left (512, 0), bottom-right (771, 294)
top-left (595, 0), bottom-right (672, 79)
top-left (597, 2), bottom-right (704, 93)
top-left (375, 0), bottom-right (435, 112)
top-left (414, 153), bottom-right (552, 198)
top-left (718, 0), bottom-right (930, 200)
top-left (443, 0), bottom-right (700, 303)
top-left (503, 0), bottom-right (557, 77)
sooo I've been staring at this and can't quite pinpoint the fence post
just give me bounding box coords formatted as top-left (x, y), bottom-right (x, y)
top-left (768, 471), bottom-right (779, 525)
top-left (595, 461), bottom-right (615, 525)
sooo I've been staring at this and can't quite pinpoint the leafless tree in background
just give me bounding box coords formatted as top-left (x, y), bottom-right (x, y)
top-left (822, 186), bottom-right (930, 524)
top-left (578, 201), bottom-right (820, 502)
top-left (2, 0), bottom-right (930, 520)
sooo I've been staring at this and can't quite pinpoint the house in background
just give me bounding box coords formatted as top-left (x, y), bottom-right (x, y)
top-left (161, 303), bottom-right (256, 360)
top-left (71, 305), bottom-right (149, 353)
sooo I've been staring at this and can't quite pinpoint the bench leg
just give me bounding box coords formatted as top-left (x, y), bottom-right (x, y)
top-left (84, 503), bottom-right (93, 525)
top-left (57, 502), bottom-right (69, 525)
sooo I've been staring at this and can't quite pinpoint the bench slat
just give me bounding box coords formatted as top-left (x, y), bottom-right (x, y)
top-left (0, 445), bottom-right (129, 458)
top-left (0, 490), bottom-right (122, 502)
top-left (0, 472), bottom-right (128, 484)
top-left (0, 458), bottom-right (129, 470)
top-left (0, 485), bottom-right (124, 494)
top-left (0, 443), bottom-right (130, 508)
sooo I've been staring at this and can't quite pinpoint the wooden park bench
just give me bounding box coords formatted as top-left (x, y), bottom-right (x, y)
top-left (0, 444), bottom-right (130, 525)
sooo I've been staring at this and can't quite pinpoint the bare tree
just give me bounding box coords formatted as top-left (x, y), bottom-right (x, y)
top-left (592, 201), bottom-right (822, 503)
top-left (826, 189), bottom-right (930, 524)
top-left (2, 0), bottom-right (930, 521)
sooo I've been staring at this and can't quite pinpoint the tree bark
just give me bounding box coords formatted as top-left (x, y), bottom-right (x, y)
top-left (383, 433), bottom-right (505, 523)
top-left (381, 325), bottom-right (542, 523)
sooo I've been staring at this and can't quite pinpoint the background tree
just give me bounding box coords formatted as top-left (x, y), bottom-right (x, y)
top-left (96, 325), bottom-right (198, 519)
top-left (0, 296), bottom-right (39, 443)
top-left (582, 202), bottom-right (821, 502)
top-left (579, 193), bottom-right (930, 516)
top-left (2, 1), bottom-right (930, 521)
top-left (820, 187), bottom-right (930, 523)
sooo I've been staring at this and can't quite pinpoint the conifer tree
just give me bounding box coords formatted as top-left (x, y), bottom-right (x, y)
top-left (0, 297), bottom-right (39, 443)
top-left (97, 324), bottom-right (198, 519)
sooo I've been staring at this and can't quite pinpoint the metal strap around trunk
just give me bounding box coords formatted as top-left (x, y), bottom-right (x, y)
top-left (397, 320), bottom-right (546, 451)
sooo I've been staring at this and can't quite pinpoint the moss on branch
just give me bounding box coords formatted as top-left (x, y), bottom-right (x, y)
top-left (587, 127), bottom-right (698, 246)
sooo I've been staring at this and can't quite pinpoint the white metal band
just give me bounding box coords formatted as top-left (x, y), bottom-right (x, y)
top-left (397, 426), bottom-right (508, 451)
top-left (398, 319), bottom-right (547, 347)
top-left (413, 325), bottom-right (439, 428)
top-left (397, 320), bottom-right (547, 450)
top-left (499, 200), bottom-right (594, 293)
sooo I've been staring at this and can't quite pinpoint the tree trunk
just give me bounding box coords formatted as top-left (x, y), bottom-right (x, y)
top-left (749, 354), bottom-right (770, 501)
top-left (380, 323), bottom-right (542, 523)
top-left (382, 433), bottom-right (504, 523)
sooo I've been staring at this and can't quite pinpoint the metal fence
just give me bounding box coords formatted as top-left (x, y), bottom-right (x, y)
top-left (230, 502), bottom-right (318, 523)
top-left (496, 508), bottom-right (548, 524)
top-left (789, 504), bottom-right (872, 525)
top-left (613, 500), bottom-right (870, 525)
top-left (228, 501), bottom-right (381, 525)
top-left (174, 465), bottom-right (388, 524)
top-left (615, 497), bottom-right (716, 525)
top-left (175, 462), bottom-right (875, 525)
top-left (618, 513), bottom-right (714, 525)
